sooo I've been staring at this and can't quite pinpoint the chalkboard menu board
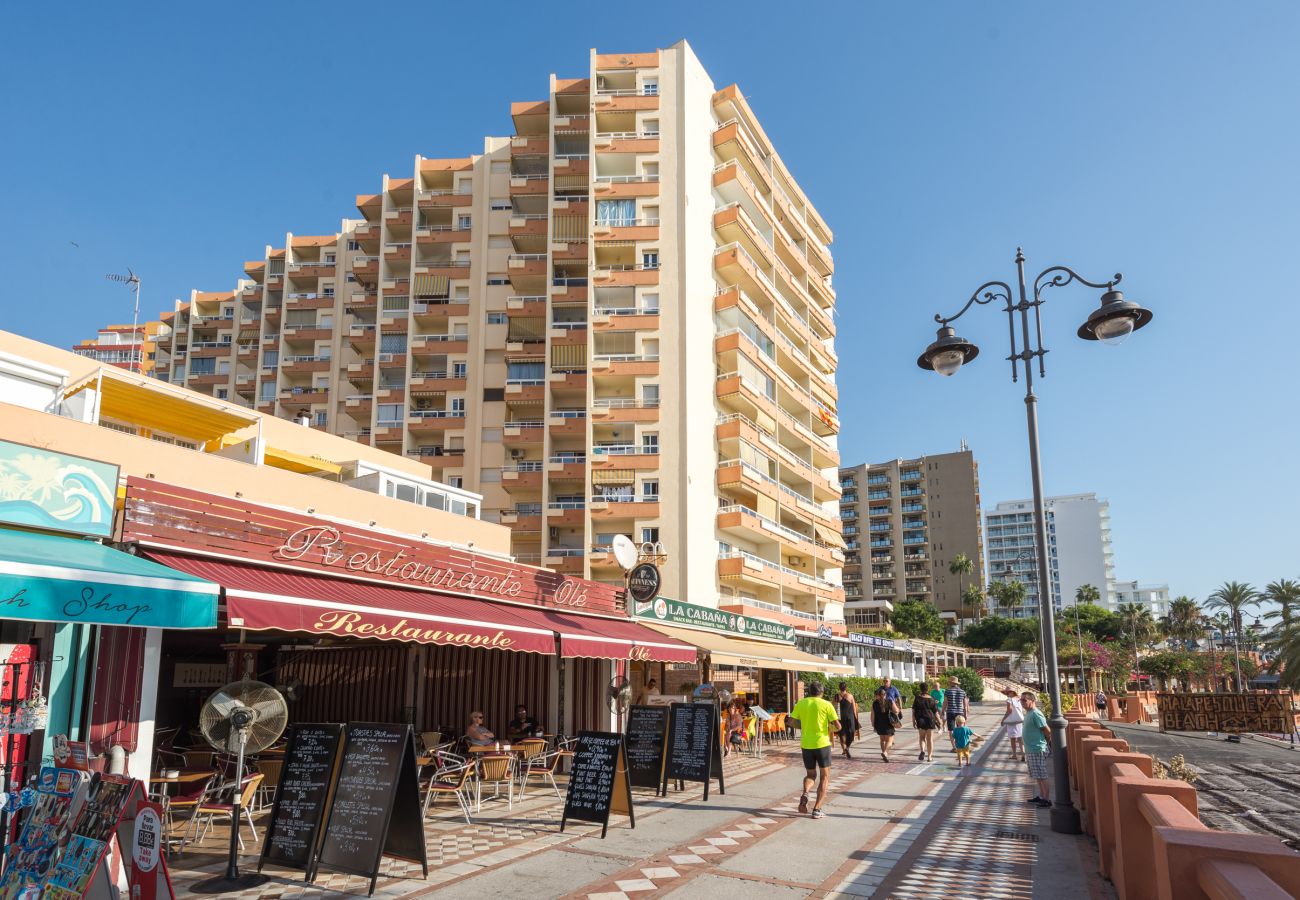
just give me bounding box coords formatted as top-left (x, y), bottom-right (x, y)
top-left (662, 702), bottom-right (725, 800)
top-left (763, 668), bottom-right (789, 713)
top-left (561, 731), bottom-right (634, 839)
top-left (314, 723), bottom-right (428, 895)
top-left (259, 723), bottom-right (342, 876)
top-left (624, 706), bottom-right (668, 791)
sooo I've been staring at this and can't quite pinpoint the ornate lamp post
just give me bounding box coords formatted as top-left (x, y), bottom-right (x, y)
top-left (918, 249), bottom-right (1152, 835)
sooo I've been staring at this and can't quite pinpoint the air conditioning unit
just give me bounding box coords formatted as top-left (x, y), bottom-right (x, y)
top-left (510, 449), bottom-right (524, 459)
top-left (789, 556), bottom-right (804, 565)
top-left (378, 353), bottom-right (394, 362)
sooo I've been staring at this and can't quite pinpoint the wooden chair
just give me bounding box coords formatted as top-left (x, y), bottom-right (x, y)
top-left (518, 749), bottom-right (564, 801)
top-left (182, 749), bottom-right (214, 771)
top-left (423, 760), bottom-right (475, 822)
top-left (475, 754), bottom-right (515, 810)
top-left (419, 731), bottom-right (443, 755)
top-left (189, 774), bottom-right (264, 853)
top-left (253, 757), bottom-right (284, 812)
top-left (514, 738), bottom-right (547, 767)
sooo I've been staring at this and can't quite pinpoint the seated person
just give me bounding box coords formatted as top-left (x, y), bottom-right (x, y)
top-left (507, 704), bottom-right (542, 740)
top-left (466, 711), bottom-right (496, 746)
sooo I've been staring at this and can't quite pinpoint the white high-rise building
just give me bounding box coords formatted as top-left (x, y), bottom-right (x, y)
top-left (985, 493), bottom-right (1115, 617)
top-left (1111, 581), bottom-right (1170, 619)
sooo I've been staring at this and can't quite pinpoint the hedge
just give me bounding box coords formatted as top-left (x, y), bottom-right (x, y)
top-left (938, 667), bottom-right (985, 702)
top-left (798, 674), bottom-right (919, 709)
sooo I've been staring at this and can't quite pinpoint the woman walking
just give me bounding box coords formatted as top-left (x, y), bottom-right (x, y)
top-left (1001, 687), bottom-right (1026, 761)
top-left (911, 684), bottom-right (940, 761)
top-left (870, 687), bottom-right (898, 762)
top-left (928, 681), bottom-right (946, 734)
top-left (835, 682), bottom-right (860, 759)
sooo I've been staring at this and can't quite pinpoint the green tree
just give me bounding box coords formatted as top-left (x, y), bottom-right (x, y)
top-left (1263, 578), bottom-right (1300, 629)
top-left (1267, 621), bottom-right (1300, 690)
top-left (889, 599), bottom-right (945, 641)
top-left (1075, 583), bottom-right (1101, 606)
top-left (961, 583), bottom-right (986, 623)
top-left (1206, 581), bottom-right (1259, 691)
top-left (988, 580), bottom-right (1027, 613)
top-left (1163, 596), bottom-right (1204, 650)
top-left (1117, 603), bottom-right (1160, 651)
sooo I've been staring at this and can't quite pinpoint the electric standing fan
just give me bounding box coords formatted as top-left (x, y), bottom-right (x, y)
top-left (190, 680), bottom-right (288, 893)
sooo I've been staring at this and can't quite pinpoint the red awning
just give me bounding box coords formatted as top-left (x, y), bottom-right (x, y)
top-left (142, 550), bottom-right (696, 663)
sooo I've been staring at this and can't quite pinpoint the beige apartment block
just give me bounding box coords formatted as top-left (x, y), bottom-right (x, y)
top-left (144, 41), bottom-right (844, 629)
top-left (839, 449), bottom-right (985, 629)
top-left (71, 321), bottom-right (167, 376)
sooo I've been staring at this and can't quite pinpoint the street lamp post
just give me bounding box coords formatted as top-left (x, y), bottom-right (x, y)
top-left (917, 248), bottom-right (1152, 835)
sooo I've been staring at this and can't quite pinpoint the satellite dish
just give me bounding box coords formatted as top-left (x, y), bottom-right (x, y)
top-left (611, 534), bottom-right (638, 571)
top-left (607, 676), bottom-right (632, 715)
top-left (191, 681), bottom-right (288, 893)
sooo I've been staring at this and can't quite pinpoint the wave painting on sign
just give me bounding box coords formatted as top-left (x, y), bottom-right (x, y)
top-left (0, 440), bottom-right (119, 538)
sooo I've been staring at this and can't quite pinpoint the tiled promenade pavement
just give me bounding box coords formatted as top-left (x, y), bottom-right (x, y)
top-left (166, 703), bottom-right (1112, 898)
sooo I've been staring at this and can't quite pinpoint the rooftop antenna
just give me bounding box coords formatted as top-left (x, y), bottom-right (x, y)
top-left (105, 269), bottom-right (142, 374)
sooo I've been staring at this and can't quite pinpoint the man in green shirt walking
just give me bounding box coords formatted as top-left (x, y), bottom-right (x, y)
top-left (789, 681), bottom-right (840, 819)
top-left (1020, 692), bottom-right (1053, 807)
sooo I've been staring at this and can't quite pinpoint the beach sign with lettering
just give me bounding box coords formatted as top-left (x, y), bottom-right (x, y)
top-left (314, 723), bottom-right (428, 895)
top-left (258, 723), bottom-right (344, 878)
top-left (560, 731), bottom-right (635, 839)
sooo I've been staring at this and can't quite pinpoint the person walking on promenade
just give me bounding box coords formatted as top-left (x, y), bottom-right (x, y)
top-left (950, 715), bottom-right (974, 770)
top-left (790, 681), bottom-right (840, 819)
top-left (912, 683), bottom-right (940, 761)
top-left (929, 680), bottom-right (946, 734)
top-left (1001, 687), bottom-right (1026, 761)
top-left (1020, 692), bottom-right (1052, 807)
top-left (943, 676), bottom-right (968, 749)
top-left (835, 682), bottom-right (859, 759)
top-left (870, 687), bottom-right (898, 762)
top-left (1095, 689), bottom-right (1108, 718)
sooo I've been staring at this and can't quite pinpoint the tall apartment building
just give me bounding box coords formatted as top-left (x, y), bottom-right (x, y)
top-left (71, 321), bottom-right (166, 376)
top-left (985, 492), bottom-right (1116, 617)
top-left (838, 449), bottom-right (985, 630)
top-left (142, 42), bottom-right (845, 630)
top-left (1111, 580), bottom-right (1170, 618)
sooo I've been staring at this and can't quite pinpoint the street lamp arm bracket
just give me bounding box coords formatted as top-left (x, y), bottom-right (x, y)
top-left (1033, 266), bottom-right (1122, 300)
top-left (933, 280), bottom-right (1014, 326)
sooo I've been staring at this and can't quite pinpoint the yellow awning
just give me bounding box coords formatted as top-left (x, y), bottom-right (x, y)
top-left (553, 216), bottom-right (586, 241)
top-left (592, 469), bottom-right (635, 485)
top-left (814, 524), bottom-right (846, 549)
top-left (508, 317), bottom-right (547, 341)
top-left (66, 369), bottom-right (257, 446)
top-left (645, 624), bottom-right (853, 675)
top-left (551, 344), bottom-right (586, 368)
top-left (414, 274), bottom-right (449, 298)
top-left (263, 446), bottom-right (342, 476)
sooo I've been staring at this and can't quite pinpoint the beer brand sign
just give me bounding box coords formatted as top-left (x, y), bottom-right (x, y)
top-left (121, 479), bottom-right (624, 615)
top-left (1156, 692), bottom-right (1295, 735)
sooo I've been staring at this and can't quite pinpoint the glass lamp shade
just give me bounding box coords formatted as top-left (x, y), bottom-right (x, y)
top-left (931, 349), bottom-right (966, 376)
top-left (1092, 314), bottom-right (1136, 345)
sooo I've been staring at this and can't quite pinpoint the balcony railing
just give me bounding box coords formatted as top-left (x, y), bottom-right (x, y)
top-left (718, 549), bottom-right (840, 592)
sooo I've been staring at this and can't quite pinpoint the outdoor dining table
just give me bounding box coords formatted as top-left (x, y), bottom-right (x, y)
top-left (148, 770), bottom-right (216, 853)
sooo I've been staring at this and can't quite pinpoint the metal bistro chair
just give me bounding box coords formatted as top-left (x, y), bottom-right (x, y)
top-left (518, 748), bottom-right (565, 801)
top-left (186, 773), bottom-right (263, 853)
top-left (253, 757), bottom-right (284, 812)
top-left (419, 731), bottom-right (443, 756)
top-left (159, 773), bottom-right (216, 855)
top-left (475, 754), bottom-right (516, 811)
top-left (423, 759), bottom-right (475, 823)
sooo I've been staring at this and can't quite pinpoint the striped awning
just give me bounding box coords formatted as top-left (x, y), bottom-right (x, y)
top-left (414, 274), bottom-right (449, 297)
top-left (554, 175), bottom-right (588, 189)
top-left (553, 216), bottom-right (586, 241)
top-left (551, 344), bottom-right (586, 367)
top-left (814, 524), bottom-right (846, 549)
top-left (508, 317), bottom-right (547, 341)
top-left (592, 469), bottom-right (635, 486)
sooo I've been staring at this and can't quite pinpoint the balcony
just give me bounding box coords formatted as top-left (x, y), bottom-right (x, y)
top-left (592, 263), bottom-right (659, 288)
top-left (592, 174), bottom-right (660, 199)
top-left (590, 444), bottom-right (659, 471)
top-left (283, 323), bottom-right (334, 343)
top-left (545, 501), bottom-right (586, 528)
top-left (507, 295), bottom-right (547, 317)
top-left (507, 253), bottom-right (547, 277)
top-left (593, 131), bottom-right (661, 155)
top-left (592, 303), bottom-right (659, 331)
top-left (591, 399), bottom-right (659, 423)
top-left (592, 353), bottom-right (658, 377)
top-left (417, 189), bottom-right (474, 209)
top-left (548, 411), bottom-right (586, 438)
top-left (347, 324), bottom-right (376, 351)
top-left (409, 370), bottom-right (467, 394)
top-left (544, 552), bottom-right (585, 576)
top-left (717, 549), bottom-right (843, 602)
top-left (189, 341), bottom-right (234, 357)
top-left (407, 410), bottom-right (466, 432)
top-left (716, 503), bottom-right (840, 565)
top-left (507, 215), bottom-right (548, 240)
top-left (718, 598), bottom-right (843, 636)
top-left (282, 355), bottom-right (332, 374)
top-left (411, 334), bottom-right (469, 356)
top-left (509, 174), bottom-right (551, 196)
top-left (588, 496), bottom-right (660, 520)
top-left (384, 243), bottom-right (412, 263)
top-left (280, 387), bottom-right (329, 408)
top-left (547, 456), bottom-right (587, 481)
top-left (503, 421), bottom-right (545, 446)
top-left (406, 447), bottom-right (465, 470)
top-left (416, 224), bottom-right (471, 246)
top-left (343, 394), bottom-right (373, 417)
top-left (592, 88), bottom-right (660, 112)
top-left (501, 462), bottom-right (544, 491)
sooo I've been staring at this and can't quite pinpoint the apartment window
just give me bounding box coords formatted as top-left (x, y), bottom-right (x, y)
top-left (314, 410), bottom-right (328, 426)
top-left (457, 215), bottom-right (471, 230)
top-left (481, 428), bottom-right (502, 443)
top-left (488, 236), bottom-right (511, 248)
top-left (490, 199), bottom-right (512, 211)
top-left (507, 361), bottom-right (544, 381)
top-left (259, 382), bottom-right (275, 401)
top-left (190, 357), bottom-right (216, 376)
top-left (451, 398), bottom-right (465, 414)
top-left (487, 311), bottom-right (508, 325)
top-left (377, 403), bottom-right (402, 424)
top-left (643, 206), bottom-right (659, 225)
top-left (641, 433), bottom-right (659, 454)
top-left (346, 273), bottom-right (356, 283)
top-left (323, 287), bottom-right (334, 297)
top-left (448, 476), bottom-right (464, 489)
top-left (453, 362), bottom-right (467, 378)
top-left (642, 480), bottom-right (659, 499)
top-left (379, 334), bottom-right (407, 353)
top-left (325, 253), bottom-right (336, 264)
top-left (486, 277), bottom-right (509, 285)
top-left (490, 161), bottom-right (510, 174)
top-left (453, 323), bottom-right (469, 337)
top-left (480, 468), bottom-right (501, 483)
top-left (483, 388), bottom-right (504, 402)
top-left (641, 77), bottom-right (658, 96)
top-left (641, 527), bottom-right (659, 545)
top-left (642, 338), bottom-right (659, 358)
top-left (454, 285), bottom-right (470, 299)
top-left (641, 292), bottom-right (660, 313)
top-left (223, 306), bottom-right (234, 318)
top-left (642, 161), bottom-right (659, 178)
top-left (347, 241), bottom-right (361, 251)
top-left (643, 119), bottom-right (659, 136)
top-left (642, 250), bottom-right (659, 270)
top-left (216, 388), bottom-right (228, 400)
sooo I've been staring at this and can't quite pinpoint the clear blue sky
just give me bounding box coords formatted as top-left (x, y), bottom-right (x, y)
top-left (3, 2), bottom-right (1297, 608)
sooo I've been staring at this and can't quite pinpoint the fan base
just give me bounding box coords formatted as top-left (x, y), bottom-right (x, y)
top-left (190, 873), bottom-right (270, 893)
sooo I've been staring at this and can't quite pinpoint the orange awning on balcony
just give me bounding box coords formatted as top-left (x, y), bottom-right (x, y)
top-left (553, 216), bottom-right (586, 241)
top-left (592, 469), bottom-right (635, 486)
top-left (414, 274), bottom-right (449, 297)
top-left (551, 344), bottom-right (586, 367)
top-left (814, 524), bottom-right (846, 549)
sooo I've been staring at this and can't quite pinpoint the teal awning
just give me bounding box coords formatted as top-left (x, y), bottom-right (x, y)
top-left (0, 529), bottom-right (218, 629)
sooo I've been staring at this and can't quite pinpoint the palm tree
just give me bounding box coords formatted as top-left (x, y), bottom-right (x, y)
top-left (949, 553), bottom-right (974, 613)
top-left (1163, 596), bottom-right (1203, 650)
top-left (1075, 584), bottom-right (1101, 606)
top-left (1267, 621), bottom-right (1300, 690)
top-left (989, 580), bottom-right (1027, 612)
top-left (1206, 581), bottom-right (1259, 691)
top-left (961, 583), bottom-right (986, 623)
top-left (1117, 602), bottom-right (1159, 680)
top-left (1263, 579), bottom-right (1300, 630)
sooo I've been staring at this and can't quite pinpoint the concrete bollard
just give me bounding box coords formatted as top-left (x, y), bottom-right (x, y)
top-left (1110, 773), bottom-right (1197, 899)
top-left (1145, 794), bottom-right (1300, 900)
top-left (1090, 755), bottom-right (1154, 879)
top-left (1066, 721), bottom-right (1109, 786)
top-left (1076, 736), bottom-right (1128, 832)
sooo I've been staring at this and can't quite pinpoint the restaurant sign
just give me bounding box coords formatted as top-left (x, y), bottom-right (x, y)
top-left (633, 596), bottom-right (795, 644)
top-left (121, 479), bottom-right (625, 615)
top-left (850, 632), bottom-right (897, 650)
top-left (1157, 691), bottom-right (1295, 734)
top-left (0, 439), bottom-right (119, 538)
